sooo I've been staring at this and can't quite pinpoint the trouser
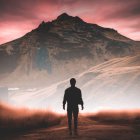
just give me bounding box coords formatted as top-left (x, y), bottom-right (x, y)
top-left (67, 107), bottom-right (79, 131)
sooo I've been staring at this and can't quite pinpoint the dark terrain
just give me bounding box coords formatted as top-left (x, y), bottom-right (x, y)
top-left (1, 103), bottom-right (140, 140)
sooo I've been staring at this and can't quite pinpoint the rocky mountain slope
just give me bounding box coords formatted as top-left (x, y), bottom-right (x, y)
top-left (0, 13), bottom-right (139, 87)
top-left (10, 55), bottom-right (140, 112)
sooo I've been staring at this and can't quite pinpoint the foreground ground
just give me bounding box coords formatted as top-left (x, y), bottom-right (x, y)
top-left (1, 116), bottom-right (140, 140)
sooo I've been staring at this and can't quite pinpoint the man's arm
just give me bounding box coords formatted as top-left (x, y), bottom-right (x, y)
top-left (79, 89), bottom-right (84, 110)
top-left (63, 90), bottom-right (67, 110)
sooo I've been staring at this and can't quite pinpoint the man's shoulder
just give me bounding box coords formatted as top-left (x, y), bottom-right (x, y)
top-left (65, 87), bottom-right (71, 92)
top-left (65, 87), bottom-right (81, 92)
top-left (75, 87), bottom-right (81, 91)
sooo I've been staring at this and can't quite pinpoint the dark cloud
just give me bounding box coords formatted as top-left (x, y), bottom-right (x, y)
top-left (0, 0), bottom-right (139, 21)
top-left (0, 0), bottom-right (39, 20)
top-left (103, 0), bottom-right (140, 20)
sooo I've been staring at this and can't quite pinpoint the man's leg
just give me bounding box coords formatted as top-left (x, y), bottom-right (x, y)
top-left (67, 110), bottom-right (72, 135)
top-left (73, 108), bottom-right (79, 135)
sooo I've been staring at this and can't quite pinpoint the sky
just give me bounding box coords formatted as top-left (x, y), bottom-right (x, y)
top-left (0, 0), bottom-right (140, 44)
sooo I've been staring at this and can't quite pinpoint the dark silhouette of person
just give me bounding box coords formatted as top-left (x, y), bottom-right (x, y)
top-left (63, 78), bottom-right (84, 135)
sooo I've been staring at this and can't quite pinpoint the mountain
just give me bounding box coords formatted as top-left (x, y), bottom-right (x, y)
top-left (10, 55), bottom-right (140, 112)
top-left (0, 13), bottom-right (139, 87)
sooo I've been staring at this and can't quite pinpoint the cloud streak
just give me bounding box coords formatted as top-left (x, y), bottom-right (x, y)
top-left (0, 0), bottom-right (140, 44)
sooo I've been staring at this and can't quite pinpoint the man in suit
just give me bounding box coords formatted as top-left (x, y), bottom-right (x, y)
top-left (63, 78), bottom-right (84, 135)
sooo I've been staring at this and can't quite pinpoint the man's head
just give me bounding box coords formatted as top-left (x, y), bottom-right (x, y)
top-left (70, 78), bottom-right (76, 87)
